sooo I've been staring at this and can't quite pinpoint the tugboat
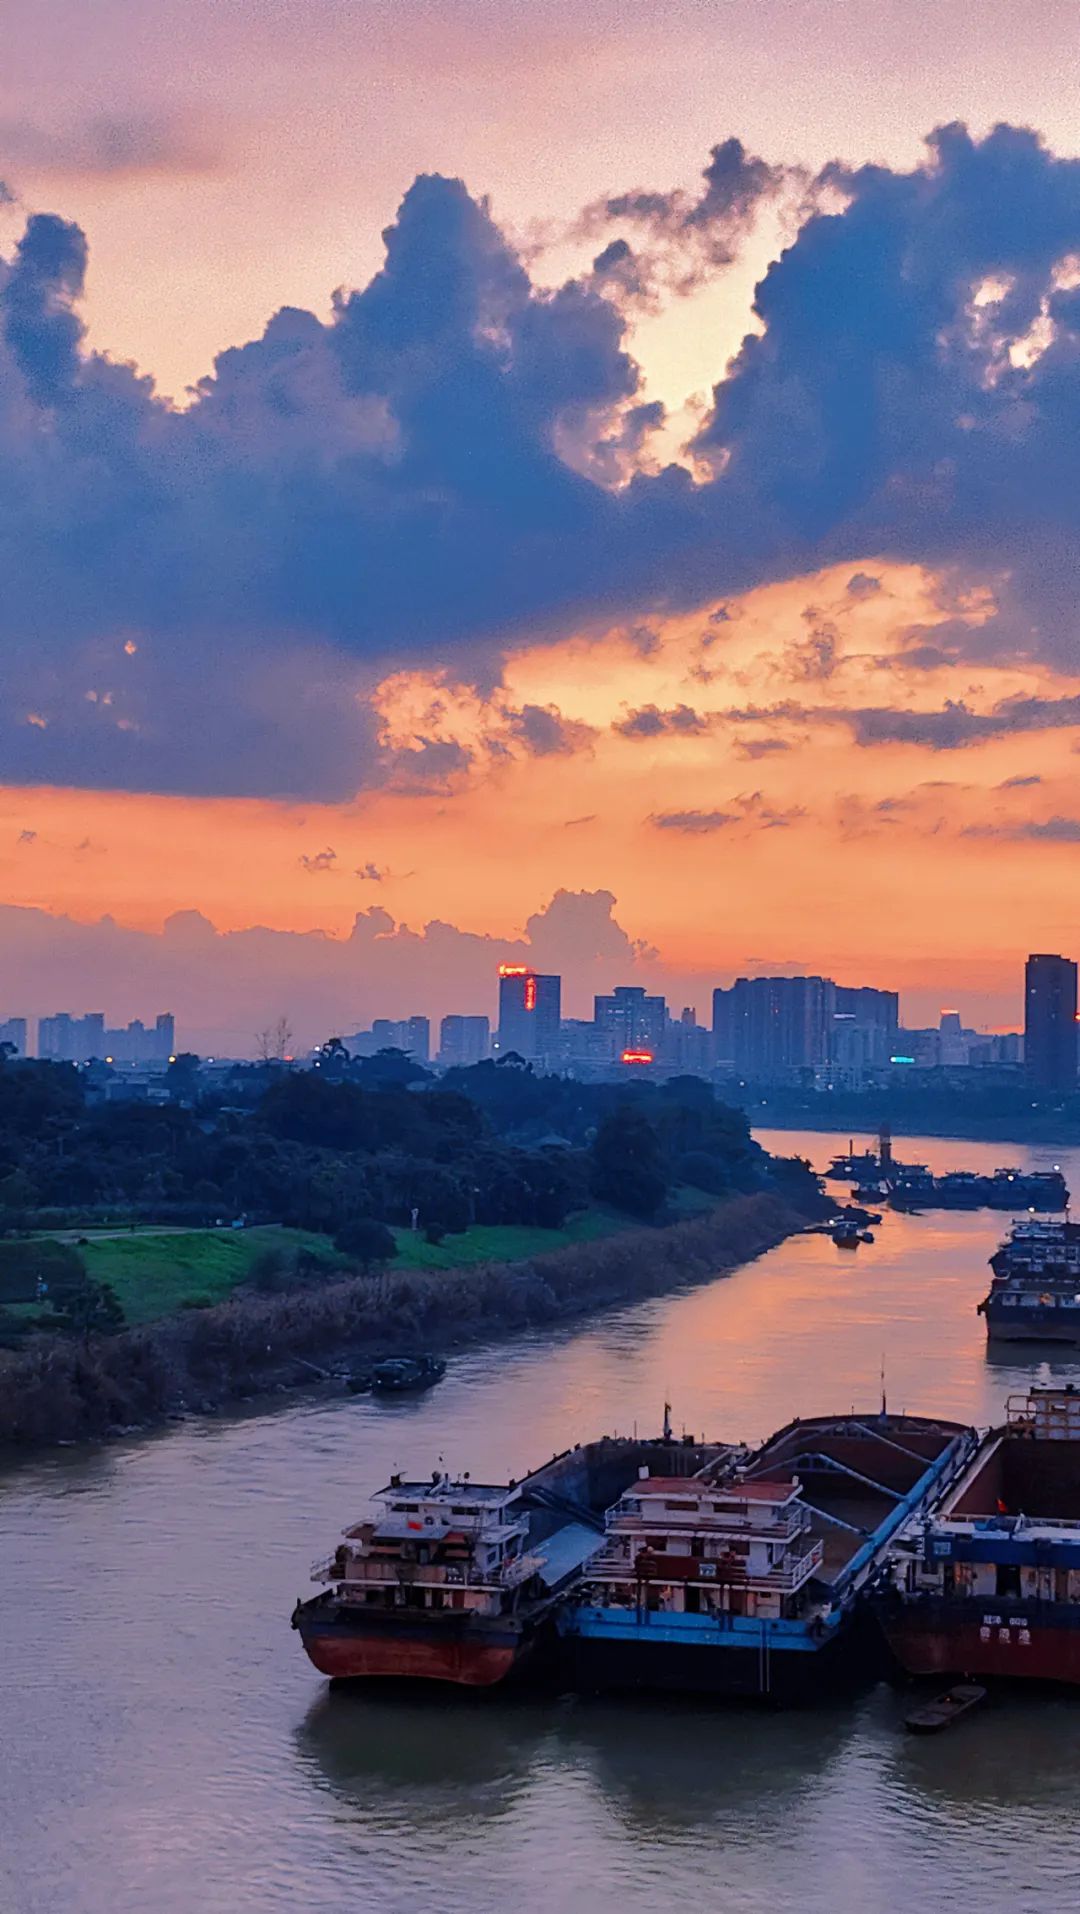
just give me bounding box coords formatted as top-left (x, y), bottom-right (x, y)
top-left (875, 1386), bottom-right (1080, 1688)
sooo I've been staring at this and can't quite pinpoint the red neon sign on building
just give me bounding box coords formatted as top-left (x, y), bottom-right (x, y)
top-left (621, 1048), bottom-right (654, 1065)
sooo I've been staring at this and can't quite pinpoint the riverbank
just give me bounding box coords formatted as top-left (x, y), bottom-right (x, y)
top-left (0, 1190), bottom-right (812, 1451)
top-left (752, 1111), bottom-right (1080, 1148)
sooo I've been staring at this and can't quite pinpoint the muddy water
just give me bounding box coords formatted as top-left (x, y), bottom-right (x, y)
top-left (3, 1130), bottom-right (1080, 1912)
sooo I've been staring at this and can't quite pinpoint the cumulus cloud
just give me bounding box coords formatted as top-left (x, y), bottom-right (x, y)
top-left (0, 889), bottom-right (656, 1052)
top-left (577, 138), bottom-right (788, 295)
top-left (9, 125), bottom-right (1080, 800)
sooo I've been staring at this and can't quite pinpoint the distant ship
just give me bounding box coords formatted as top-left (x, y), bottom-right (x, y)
top-left (875, 1387), bottom-right (1080, 1687)
top-left (979, 1218), bottom-right (1080, 1344)
top-left (891, 1166), bottom-right (1068, 1212)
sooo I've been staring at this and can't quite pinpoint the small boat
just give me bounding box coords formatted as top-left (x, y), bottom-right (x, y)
top-left (832, 1225), bottom-right (862, 1249)
top-left (369, 1354), bottom-right (447, 1394)
top-left (904, 1683), bottom-right (986, 1734)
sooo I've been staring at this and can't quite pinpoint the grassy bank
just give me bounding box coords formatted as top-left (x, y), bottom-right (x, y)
top-left (29, 1187), bottom-right (720, 1318)
top-left (78, 1227), bottom-right (344, 1323)
top-left (0, 1190), bottom-right (812, 1451)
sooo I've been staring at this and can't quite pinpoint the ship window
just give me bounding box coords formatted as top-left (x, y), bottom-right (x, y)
top-left (996, 1563), bottom-right (1021, 1598)
top-left (665, 1500), bottom-right (698, 1512)
top-left (646, 1536), bottom-right (668, 1550)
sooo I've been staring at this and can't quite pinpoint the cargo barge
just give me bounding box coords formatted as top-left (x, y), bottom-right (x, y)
top-left (891, 1167), bottom-right (1068, 1212)
top-left (875, 1387), bottom-right (1080, 1687)
top-left (292, 1433), bottom-right (732, 1686)
top-left (554, 1412), bottom-right (972, 1703)
top-left (979, 1220), bottom-right (1080, 1344)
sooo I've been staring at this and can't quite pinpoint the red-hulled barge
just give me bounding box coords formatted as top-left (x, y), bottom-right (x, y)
top-left (293, 1472), bottom-right (549, 1686)
top-left (876, 1386), bottom-right (1080, 1687)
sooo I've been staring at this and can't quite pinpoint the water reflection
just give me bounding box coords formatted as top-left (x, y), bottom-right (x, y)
top-left (5, 1127), bottom-right (1080, 1913)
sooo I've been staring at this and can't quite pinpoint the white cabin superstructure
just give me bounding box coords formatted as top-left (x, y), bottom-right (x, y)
top-left (583, 1469), bottom-right (825, 1621)
top-left (311, 1474), bottom-right (544, 1617)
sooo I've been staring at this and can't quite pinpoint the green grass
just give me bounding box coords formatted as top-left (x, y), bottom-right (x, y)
top-left (79, 1226), bottom-right (342, 1325)
top-left (389, 1207), bottom-right (628, 1270)
top-left (28, 1186), bottom-right (721, 1324)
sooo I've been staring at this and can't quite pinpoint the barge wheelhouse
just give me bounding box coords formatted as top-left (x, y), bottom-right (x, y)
top-left (293, 1473), bottom-right (548, 1685)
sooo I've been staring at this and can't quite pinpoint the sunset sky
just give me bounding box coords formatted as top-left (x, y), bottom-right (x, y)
top-left (4, 0), bottom-right (1080, 1049)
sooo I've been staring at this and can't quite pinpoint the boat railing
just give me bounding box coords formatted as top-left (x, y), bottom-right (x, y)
top-left (323, 1549), bottom-right (548, 1592)
top-left (586, 1536), bottom-right (824, 1591)
top-left (604, 1503), bottom-right (809, 1541)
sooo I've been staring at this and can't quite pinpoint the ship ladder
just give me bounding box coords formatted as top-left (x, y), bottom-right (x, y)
top-left (758, 1619), bottom-right (771, 1696)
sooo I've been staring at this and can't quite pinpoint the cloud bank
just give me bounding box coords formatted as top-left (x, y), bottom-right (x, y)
top-left (0, 889), bottom-right (655, 1054)
top-left (5, 122), bottom-right (1080, 801)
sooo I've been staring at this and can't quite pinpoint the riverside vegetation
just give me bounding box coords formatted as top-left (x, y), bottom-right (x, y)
top-left (0, 1047), bottom-right (824, 1447)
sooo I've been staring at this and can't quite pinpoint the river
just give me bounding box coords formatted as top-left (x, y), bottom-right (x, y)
top-left (4, 1129), bottom-right (1080, 1913)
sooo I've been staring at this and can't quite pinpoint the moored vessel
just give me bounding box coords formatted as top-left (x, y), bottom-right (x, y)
top-left (875, 1386), bottom-right (1080, 1687)
top-left (292, 1433), bottom-right (733, 1687)
top-left (979, 1219), bottom-right (1080, 1344)
top-left (555, 1412), bottom-right (971, 1703)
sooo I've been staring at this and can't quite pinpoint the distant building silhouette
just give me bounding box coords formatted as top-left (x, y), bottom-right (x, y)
top-left (438, 1015), bottom-right (490, 1067)
top-left (0, 1016), bottom-right (27, 1057)
top-left (1025, 953), bottom-right (1078, 1092)
top-left (37, 1011), bottom-right (175, 1064)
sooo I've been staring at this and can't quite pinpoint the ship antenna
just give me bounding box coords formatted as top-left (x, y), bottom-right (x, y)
top-left (881, 1352), bottom-right (887, 1418)
top-left (663, 1399), bottom-right (672, 1442)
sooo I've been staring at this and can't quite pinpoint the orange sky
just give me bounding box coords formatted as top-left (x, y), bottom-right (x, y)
top-left (5, 559), bottom-right (1078, 1030)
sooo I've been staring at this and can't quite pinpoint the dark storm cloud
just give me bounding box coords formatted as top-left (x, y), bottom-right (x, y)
top-left (9, 125), bottom-right (1080, 799)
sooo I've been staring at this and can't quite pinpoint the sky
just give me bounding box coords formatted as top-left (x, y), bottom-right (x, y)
top-left (3, 0), bottom-right (1080, 1050)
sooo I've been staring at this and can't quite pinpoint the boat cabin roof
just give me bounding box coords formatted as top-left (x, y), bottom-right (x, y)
top-left (630, 1475), bottom-right (798, 1504)
top-left (377, 1479), bottom-right (515, 1506)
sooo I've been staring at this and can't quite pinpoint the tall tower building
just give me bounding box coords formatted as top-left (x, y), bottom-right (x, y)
top-left (497, 967), bottom-right (561, 1061)
top-left (1025, 953), bottom-right (1078, 1092)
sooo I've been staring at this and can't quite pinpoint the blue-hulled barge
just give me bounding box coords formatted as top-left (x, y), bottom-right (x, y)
top-left (554, 1413), bottom-right (974, 1703)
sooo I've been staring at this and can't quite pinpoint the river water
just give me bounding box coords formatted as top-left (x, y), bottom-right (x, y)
top-left (4, 1129), bottom-right (1080, 1913)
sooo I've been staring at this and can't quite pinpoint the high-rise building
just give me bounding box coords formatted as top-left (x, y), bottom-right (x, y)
top-left (834, 985), bottom-right (899, 1047)
top-left (438, 1015), bottom-right (490, 1068)
top-left (712, 976), bottom-right (836, 1081)
top-left (497, 967), bottom-right (561, 1061)
top-left (593, 986), bottom-right (668, 1056)
top-left (1025, 953), bottom-right (1078, 1092)
top-left (0, 1017), bottom-right (27, 1057)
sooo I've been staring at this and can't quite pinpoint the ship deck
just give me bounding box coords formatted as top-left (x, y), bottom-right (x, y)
top-left (743, 1413), bottom-right (973, 1597)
